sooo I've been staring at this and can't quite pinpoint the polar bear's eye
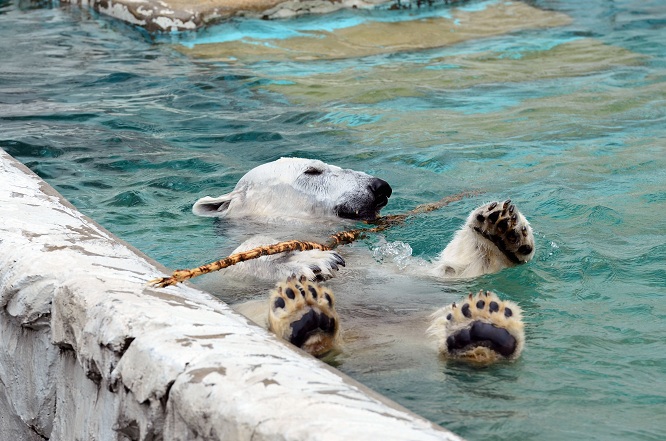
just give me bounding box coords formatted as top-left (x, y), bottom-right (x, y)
top-left (303, 167), bottom-right (324, 176)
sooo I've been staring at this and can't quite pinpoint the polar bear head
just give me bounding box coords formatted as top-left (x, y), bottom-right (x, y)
top-left (192, 158), bottom-right (392, 222)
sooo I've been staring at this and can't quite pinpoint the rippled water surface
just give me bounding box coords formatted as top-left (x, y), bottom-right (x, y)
top-left (1, 0), bottom-right (665, 439)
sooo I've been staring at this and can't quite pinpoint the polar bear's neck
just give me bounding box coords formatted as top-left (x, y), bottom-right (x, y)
top-left (431, 225), bottom-right (514, 279)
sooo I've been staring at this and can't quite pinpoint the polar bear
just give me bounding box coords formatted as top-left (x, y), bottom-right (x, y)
top-left (191, 158), bottom-right (534, 363)
top-left (192, 157), bottom-right (392, 282)
top-left (263, 199), bottom-right (534, 361)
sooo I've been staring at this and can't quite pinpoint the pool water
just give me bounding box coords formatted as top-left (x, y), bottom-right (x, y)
top-left (1, 0), bottom-right (665, 439)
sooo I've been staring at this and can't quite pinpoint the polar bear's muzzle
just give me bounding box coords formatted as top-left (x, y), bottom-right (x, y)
top-left (370, 177), bottom-right (392, 209)
top-left (334, 178), bottom-right (392, 221)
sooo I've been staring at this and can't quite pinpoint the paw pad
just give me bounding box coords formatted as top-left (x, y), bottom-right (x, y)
top-left (472, 200), bottom-right (535, 264)
top-left (268, 275), bottom-right (339, 357)
top-left (428, 290), bottom-right (525, 363)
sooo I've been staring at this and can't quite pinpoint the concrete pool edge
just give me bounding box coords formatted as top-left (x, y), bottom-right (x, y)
top-left (0, 148), bottom-right (461, 440)
top-left (61, 0), bottom-right (393, 32)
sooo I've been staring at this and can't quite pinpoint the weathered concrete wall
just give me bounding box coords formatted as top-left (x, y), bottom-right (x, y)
top-left (0, 148), bottom-right (461, 440)
top-left (64, 0), bottom-right (392, 32)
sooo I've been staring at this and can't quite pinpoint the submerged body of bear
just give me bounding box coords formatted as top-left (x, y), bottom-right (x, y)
top-left (192, 158), bottom-right (534, 363)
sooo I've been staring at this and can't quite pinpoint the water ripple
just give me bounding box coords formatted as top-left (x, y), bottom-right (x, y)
top-left (2, 1), bottom-right (666, 440)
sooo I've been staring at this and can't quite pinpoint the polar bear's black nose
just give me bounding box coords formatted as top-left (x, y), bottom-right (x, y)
top-left (370, 178), bottom-right (392, 199)
top-left (334, 177), bottom-right (392, 220)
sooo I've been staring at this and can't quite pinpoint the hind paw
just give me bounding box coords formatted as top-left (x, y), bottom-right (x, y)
top-left (428, 290), bottom-right (525, 363)
top-left (268, 275), bottom-right (339, 357)
top-left (471, 200), bottom-right (535, 264)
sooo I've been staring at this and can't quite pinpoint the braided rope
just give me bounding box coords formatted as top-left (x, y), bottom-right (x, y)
top-left (148, 191), bottom-right (478, 288)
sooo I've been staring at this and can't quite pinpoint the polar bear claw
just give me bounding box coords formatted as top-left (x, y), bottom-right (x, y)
top-left (218, 235), bottom-right (345, 282)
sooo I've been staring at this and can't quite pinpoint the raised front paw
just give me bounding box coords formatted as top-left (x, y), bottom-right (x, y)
top-left (428, 290), bottom-right (525, 363)
top-left (268, 275), bottom-right (340, 357)
top-left (471, 200), bottom-right (535, 264)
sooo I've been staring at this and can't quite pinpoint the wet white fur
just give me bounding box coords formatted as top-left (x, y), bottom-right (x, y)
top-left (193, 157), bottom-right (382, 221)
top-left (192, 158), bottom-right (383, 282)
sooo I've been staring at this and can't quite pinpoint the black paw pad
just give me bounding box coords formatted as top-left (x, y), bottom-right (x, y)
top-left (289, 309), bottom-right (323, 348)
top-left (446, 321), bottom-right (516, 357)
top-left (517, 244), bottom-right (533, 255)
top-left (288, 308), bottom-right (338, 349)
top-left (496, 218), bottom-right (509, 234)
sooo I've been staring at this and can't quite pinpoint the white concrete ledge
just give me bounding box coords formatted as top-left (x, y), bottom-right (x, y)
top-left (64, 0), bottom-right (392, 32)
top-left (0, 148), bottom-right (461, 440)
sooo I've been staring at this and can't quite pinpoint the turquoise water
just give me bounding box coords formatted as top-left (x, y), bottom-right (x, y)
top-left (2, 0), bottom-right (665, 440)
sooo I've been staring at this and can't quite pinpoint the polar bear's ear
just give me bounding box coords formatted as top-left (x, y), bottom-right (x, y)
top-left (192, 193), bottom-right (235, 217)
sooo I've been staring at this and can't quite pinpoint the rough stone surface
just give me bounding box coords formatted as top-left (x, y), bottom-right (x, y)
top-left (64, 0), bottom-right (392, 32)
top-left (0, 148), bottom-right (461, 440)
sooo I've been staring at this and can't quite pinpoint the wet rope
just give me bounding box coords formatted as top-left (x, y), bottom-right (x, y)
top-left (148, 191), bottom-right (478, 288)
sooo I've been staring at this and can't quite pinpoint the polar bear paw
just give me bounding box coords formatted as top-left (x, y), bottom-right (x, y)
top-left (471, 200), bottom-right (535, 264)
top-left (280, 249), bottom-right (346, 282)
top-left (428, 290), bottom-right (525, 363)
top-left (268, 275), bottom-right (340, 357)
